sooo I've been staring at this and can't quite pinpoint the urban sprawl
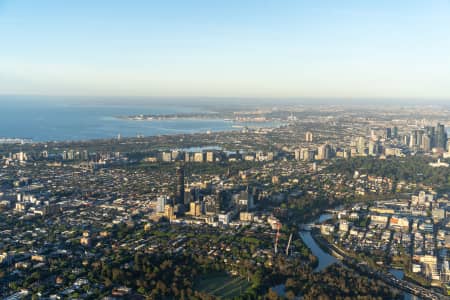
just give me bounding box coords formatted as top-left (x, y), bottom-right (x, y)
top-left (1, 105), bottom-right (450, 299)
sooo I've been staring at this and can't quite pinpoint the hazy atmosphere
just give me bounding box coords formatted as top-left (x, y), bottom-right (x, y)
top-left (1, 2), bottom-right (450, 300)
top-left (1, 0), bottom-right (450, 99)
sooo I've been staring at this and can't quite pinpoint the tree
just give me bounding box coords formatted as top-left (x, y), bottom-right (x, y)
top-left (266, 288), bottom-right (280, 300)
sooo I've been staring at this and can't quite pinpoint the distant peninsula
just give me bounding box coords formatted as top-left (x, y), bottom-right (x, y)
top-left (118, 112), bottom-right (274, 123)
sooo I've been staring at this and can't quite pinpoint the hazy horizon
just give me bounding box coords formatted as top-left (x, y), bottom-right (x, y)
top-left (1, 94), bottom-right (450, 107)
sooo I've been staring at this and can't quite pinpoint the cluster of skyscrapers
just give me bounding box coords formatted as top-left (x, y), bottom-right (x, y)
top-left (406, 123), bottom-right (449, 152)
top-left (294, 123), bottom-right (448, 163)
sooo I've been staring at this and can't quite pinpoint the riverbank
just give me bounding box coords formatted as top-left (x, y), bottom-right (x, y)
top-left (305, 217), bottom-right (445, 300)
top-left (299, 230), bottom-right (338, 272)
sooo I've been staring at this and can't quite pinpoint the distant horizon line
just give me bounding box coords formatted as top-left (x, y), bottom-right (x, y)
top-left (1, 93), bottom-right (450, 104)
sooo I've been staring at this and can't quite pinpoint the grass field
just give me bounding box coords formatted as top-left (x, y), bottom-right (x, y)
top-left (195, 272), bottom-right (253, 299)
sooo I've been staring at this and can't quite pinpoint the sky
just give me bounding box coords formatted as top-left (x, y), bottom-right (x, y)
top-left (1, 0), bottom-right (450, 100)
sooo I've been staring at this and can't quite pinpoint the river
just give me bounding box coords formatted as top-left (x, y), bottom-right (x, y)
top-left (299, 231), bottom-right (338, 272)
top-left (299, 214), bottom-right (420, 300)
top-left (299, 213), bottom-right (338, 272)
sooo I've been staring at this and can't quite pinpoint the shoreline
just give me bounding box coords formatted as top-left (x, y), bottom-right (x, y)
top-left (0, 123), bottom-right (282, 145)
top-left (0, 116), bottom-right (284, 144)
top-left (117, 115), bottom-right (279, 123)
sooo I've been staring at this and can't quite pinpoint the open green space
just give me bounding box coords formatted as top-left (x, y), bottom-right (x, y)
top-left (195, 272), bottom-right (253, 299)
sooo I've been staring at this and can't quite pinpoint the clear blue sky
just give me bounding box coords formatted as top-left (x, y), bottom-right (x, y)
top-left (1, 0), bottom-right (450, 99)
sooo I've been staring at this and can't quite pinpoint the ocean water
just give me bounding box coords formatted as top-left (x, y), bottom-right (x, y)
top-left (0, 96), bottom-right (276, 142)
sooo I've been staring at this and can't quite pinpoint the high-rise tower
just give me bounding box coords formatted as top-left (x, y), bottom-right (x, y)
top-left (175, 165), bottom-right (185, 205)
top-left (436, 123), bottom-right (447, 149)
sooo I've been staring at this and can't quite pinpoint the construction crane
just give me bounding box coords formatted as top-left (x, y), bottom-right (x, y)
top-left (274, 222), bottom-right (281, 254)
top-left (285, 233), bottom-right (293, 256)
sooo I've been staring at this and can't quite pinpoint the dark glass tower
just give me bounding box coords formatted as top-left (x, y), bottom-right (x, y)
top-left (175, 165), bottom-right (185, 205)
top-left (393, 126), bottom-right (398, 138)
top-left (425, 126), bottom-right (435, 147)
top-left (385, 127), bottom-right (392, 139)
top-left (436, 123), bottom-right (447, 149)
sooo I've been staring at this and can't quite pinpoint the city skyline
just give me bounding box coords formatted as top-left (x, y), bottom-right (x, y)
top-left (2, 2), bottom-right (450, 299)
top-left (1, 0), bottom-right (450, 99)
top-left (1, 104), bottom-right (450, 299)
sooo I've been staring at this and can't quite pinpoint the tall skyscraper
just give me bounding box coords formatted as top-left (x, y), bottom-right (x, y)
top-left (393, 126), bottom-right (398, 138)
top-left (305, 131), bottom-right (313, 142)
top-left (368, 140), bottom-right (380, 156)
top-left (189, 201), bottom-right (203, 216)
top-left (156, 196), bottom-right (168, 213)
top-left (385, 128), bottom-right (392, 139)
top-left (403, 135), bottom-right (410, 146)
top-left (409, 130), bottom-right (423, 149)
top-left (82, 150), bottom-right (89, 161)
top-left (357, 137), bottom-right (366, 155)
top-left (421, 134), bottom-right (432, 152)
top-left (425, 126), bottom-right (435, 146)
top-left (436, 123), bottom-right (447, 149)
top-left (417, 130), bottom-right (424, 148)
top-left (317, 144), bottom-right (332, 160)
top-left (299, 148), bottom-right (313, 161)
top-left (175, 165), bottom-right (185, 205)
